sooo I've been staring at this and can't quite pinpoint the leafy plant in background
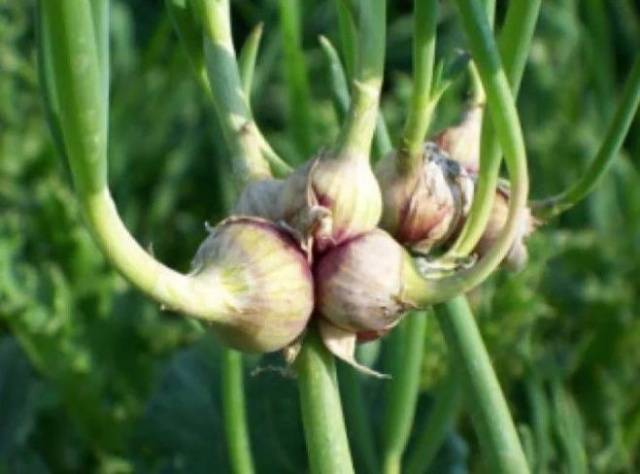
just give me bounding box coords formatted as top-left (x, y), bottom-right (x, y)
top-left (2, 0), bottom-right (640, 473)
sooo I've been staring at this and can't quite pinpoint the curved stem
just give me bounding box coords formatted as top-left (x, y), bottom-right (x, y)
top-left (381, 312), bottom-right (428, 474)
top-left (39, 0), bottom-right (237, 323)
top-left (405, 370), bottom-right (463, 474)
top-left (295, 328), bottom-right (355, 474)
top-left (468, 0), bottom-right (495, 104)
top-left (449, 0), bottom-right (541, 257)
top-left (533, 57), bottom-right (640, 219)
top-left (334, 0), bottom-right (386, 159)
top-left (83, 189), bottom-right (236, 320)
top-left (398, 0), bottom-right (438, 170)
top-left (167, 1), bottom-right (291, 177)
top-left (435, 296), bottom-right (529, 473)
top-left (221, 349), bottom-right (255, 474)
top-left (406, 0), bottom-right (531, 304)
top-left (197, 0), bottom-right (271, 183)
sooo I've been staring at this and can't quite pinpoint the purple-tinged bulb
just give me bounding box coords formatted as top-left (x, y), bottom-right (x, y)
top-left (473, 183), bottom-right (537, 271)
top-left (231, 152), bottom-right (381, 255)
top-left (314, 228), bottom-right (416, 333)
top-left (190, 217), bottom-right (314, 352)
top-left (376, 144), bottom-right (474, 254)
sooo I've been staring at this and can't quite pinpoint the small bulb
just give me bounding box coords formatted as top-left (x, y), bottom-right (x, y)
top-left (434, 104), bottom-right (483, 173)
top-left (376, 144), bottom-right (474, 254)
top-left (314, 228), bottom-right (416, 333)
top-left (278, 152), bottom-right (382, 252)
top-left (474, 183), bottom-right (536, 271)
top-left (190, 217), bottom-right (314, 352)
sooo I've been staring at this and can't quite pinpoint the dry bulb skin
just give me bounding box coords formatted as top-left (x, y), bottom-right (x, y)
top-left (234, 151), bottom-right (383, 255)
top-left (233, 178), bottom-right (286, 222)
top-left (376, 143), bottom-right (474, 254)
top-left (190, 216), bottom-right (314, 352)
top-left (474, 182), bottom-right (537, 271)
top-left (280, 151), bottom-right (383, 253)
top-left (434, 104), bottom-right (483, 173)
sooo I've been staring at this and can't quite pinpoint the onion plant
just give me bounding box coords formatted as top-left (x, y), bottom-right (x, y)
top-left (35, 0), bottom-right (640, 473)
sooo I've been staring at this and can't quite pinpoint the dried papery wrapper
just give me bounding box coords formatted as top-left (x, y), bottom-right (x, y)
top-left (317, 320), bottom-right (389, 378)
top-left (376, 144), bottom-right (475, 254)
top-left (474, 181), bottom-right (537, 271)
top-left (434, 104), bottom-right (483, 173)
top-left (278, 152), bottom-right (382, 253)
top-left (190, 216), bottom-right (314, 352)
top-left (315, 228), bottom-right (415, 334)
top-left (234, 178), bottom-right (286, 222)
top-left (232, 151), bottom-right (381, 255)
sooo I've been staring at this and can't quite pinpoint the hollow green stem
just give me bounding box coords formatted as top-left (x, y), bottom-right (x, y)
top-left (449, 0), bottom-right (541, 257)
top-left (334, 0), bottom-right (386, 159)
top-left (399, 0), bottom-right (438, 170)
top-left (221, 349), bottom-right (255, 474)
top-left (406, 0), bottom-right (530, 303)
top-left (197, 0), bottom-right (271, 183)
top-left (279, 0), bottom-right (314, 156)
top-left (435, 296), bottom-right (529, 473)
top-left (335, 0), bottom-right (358, 80)
top-left (381, 312), bottom-right (428, 474)
top-left (320, 35), bottom-right (392, 158)
top-left (83, 189), bottom-right (237, 321)
top-left (167, 1), bottom-right (291, 177)
top-left (405, 370), bottom-right (463, 474)
top-left (39, 0), bottom-right (240, 324)
top-left (468, 0), bottom-right (495, 104)
top-left (338, 362), bottom-right (380, 474)
top-left (533, 57), bottom-right (640, 219)
top-left (295, 328), bottom-right (355, 474)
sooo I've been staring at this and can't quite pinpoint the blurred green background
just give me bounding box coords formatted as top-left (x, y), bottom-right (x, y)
top-left (1, 0), bottom-right (640, 472)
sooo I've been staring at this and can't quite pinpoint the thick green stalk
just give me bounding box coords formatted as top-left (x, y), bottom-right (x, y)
top-left (534, 57), bottom-right (640, 219)
top-left (320, 35), bottom-right (391, 158)
top-left (334, 0), bottom-right (386, 159)
top-left (399, 0), bottom-right (438, 170)
top-left (279, 0), bottom-right (314, 156)
top-left (338, 363), bottom-right (380, 474)
top-left (468, 0), bottom-right (495, 104)
top-left (167, 0), bottom-right (290, 177)
top-left (335, 0), bottom-right (358, 80)
top-left (39, 0), bottom-right (238, 324)
top-left (237, 24), bottom-right (293, 178)
top-left (406, 0), bottom-right (531, 303)
top-left (221, 349), bottom-right (255, 474)
top-left (295, 329), bottom-right (355, 474)
top-left (381, 312), bottom-right (428, 474)
top-left (197, 0), bottom-right (271, 183)
top-left (435, 296), bottom-right (529, 473)
top-left (449, 0), bottom-right (541, 257)
top-left (405, 371), bottom-right (463, 474)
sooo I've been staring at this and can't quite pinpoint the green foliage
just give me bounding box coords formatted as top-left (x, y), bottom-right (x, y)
top-left (1, 0), bottom-right (640, 472)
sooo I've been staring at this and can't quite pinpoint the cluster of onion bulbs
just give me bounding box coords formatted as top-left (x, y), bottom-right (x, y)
top-left (193, 107), bottom-right (535, 369)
